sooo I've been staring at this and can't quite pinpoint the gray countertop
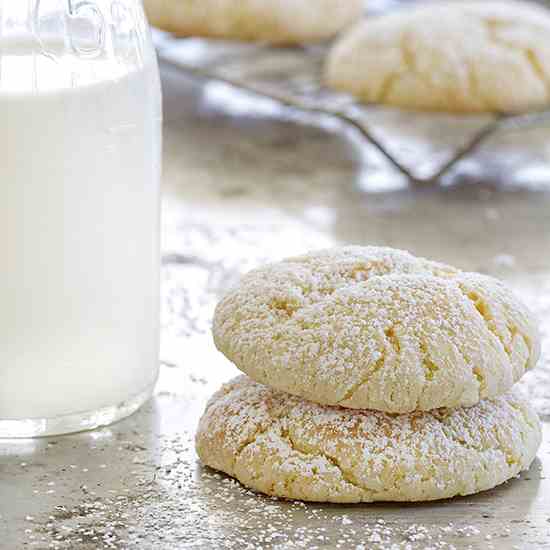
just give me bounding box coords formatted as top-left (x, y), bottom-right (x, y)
top-left (1, 61), bottom-right (550, 550)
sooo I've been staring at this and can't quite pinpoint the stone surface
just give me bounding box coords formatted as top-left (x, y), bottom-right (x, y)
top-left (1, 59), bottom-right (550, 549)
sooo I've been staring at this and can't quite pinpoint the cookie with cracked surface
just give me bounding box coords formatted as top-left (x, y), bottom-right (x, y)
top-left (325, 1), bottom-right (550, 113)
top-left (143, 0), bottom-right (364, 45)
top-left (196, 376), bottom-right (542, 503)
top-left (213, 246), bottom-right (539, 413)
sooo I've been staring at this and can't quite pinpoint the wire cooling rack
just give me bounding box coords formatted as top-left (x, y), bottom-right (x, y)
top-left (154, 29), bottom-right (550, 186)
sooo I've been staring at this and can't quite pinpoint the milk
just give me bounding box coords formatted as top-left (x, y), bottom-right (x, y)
top-left (0, 40), bottom-right (162, 422)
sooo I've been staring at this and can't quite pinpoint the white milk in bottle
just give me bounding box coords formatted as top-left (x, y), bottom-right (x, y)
top-left (0, 29), bottom-right (162, 436)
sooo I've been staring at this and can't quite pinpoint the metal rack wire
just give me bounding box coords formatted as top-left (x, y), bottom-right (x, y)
top-left (155, 33), bottom-right (550, 186)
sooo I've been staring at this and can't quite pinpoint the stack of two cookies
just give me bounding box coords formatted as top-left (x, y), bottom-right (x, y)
top-left (197, 247), bottom-right (542, 503)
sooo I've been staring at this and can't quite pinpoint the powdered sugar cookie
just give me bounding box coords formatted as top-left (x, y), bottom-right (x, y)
top-left (325, 1), bottom-right (550, 113)
top-left (213, 246), bottom-right (539, 413)
top-left (196, 376), bottom-right (541, 503)
top-left (144, 0), bottom-right (364, 45)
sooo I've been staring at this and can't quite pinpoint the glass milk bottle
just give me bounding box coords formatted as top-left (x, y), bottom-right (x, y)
top-left (0, 1), bottom-right (162, 437)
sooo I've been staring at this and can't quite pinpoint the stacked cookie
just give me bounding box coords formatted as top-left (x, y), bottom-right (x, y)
top-left (196, 246), bottom-right (542, 502)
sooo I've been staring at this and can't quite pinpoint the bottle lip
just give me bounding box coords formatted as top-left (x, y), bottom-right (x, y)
top-left (0, 0), bottom-right (151, 67)
top-left (0, 3), bottom-right (157, 94)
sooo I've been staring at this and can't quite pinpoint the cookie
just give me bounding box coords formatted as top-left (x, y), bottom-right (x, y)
top-left (144, 0), bottom-right (364, 45)
top-left (196, 376), bottom-right (541, 503)
top-left (325, 1), bottom-right (550, 113)
top-left (213, 246), bottom-right (539, 413)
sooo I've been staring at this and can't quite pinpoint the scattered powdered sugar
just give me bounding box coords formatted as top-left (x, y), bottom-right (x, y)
top-left (515, 277), bottom-right (550, 419)
top-left (20, 437), bottom-right (528, 550)
top-left (518, 354), bottom-right (550, 419)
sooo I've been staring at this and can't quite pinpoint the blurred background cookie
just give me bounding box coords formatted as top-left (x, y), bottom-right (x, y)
top-left (325, 1), bottom-right (550, 113)
top-left (144, 0), bottom-right (365, 45)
